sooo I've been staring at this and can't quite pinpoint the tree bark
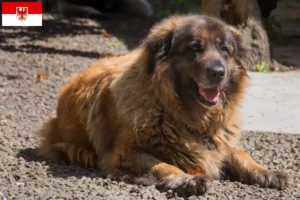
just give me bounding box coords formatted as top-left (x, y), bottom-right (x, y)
top-left (201, 0), bottom-right (271, 71)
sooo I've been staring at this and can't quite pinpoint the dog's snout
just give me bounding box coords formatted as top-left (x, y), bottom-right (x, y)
top-left (207, 65), bottom-right (225, 82)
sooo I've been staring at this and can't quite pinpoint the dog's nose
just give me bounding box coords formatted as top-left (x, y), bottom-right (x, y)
top-left (207, 65), bottom-right (225, 82)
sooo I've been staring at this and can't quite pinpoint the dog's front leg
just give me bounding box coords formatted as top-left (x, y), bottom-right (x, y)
top-left (134, 153), bottom-right (209, 196)
top-left (225, 149), bottom-right (289, 189)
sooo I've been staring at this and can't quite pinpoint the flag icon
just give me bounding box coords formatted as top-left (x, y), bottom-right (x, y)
top-left (2, 2), bottom-right (42, 26)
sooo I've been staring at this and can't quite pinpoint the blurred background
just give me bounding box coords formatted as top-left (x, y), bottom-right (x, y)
top-left (1, 0), bottom-right (299, 71)
top-left (41, 0), bottom-right (300, 71)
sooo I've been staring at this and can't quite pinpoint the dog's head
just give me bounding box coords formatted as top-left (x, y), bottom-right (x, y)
top-left (143, 15), bottom-right (247, 110)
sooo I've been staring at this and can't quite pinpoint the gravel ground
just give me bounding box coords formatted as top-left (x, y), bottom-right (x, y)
top-left (0, 14), bottom-right (300, 200)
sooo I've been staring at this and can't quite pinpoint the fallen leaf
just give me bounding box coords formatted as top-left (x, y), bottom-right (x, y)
top-left (101, 29), bottom-right (112, 38)
top-left (37, 72), bottom-right (47, 80)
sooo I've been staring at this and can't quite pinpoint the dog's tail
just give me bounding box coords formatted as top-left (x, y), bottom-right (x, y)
top-left (35, 118), bottom-right (98, 168)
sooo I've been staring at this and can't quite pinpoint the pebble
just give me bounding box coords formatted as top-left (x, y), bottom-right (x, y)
top-left (129, 186), bottom-right (140, 194)
top-left (187, 196), bottom-right (199, 200)
top-left (16, 182), bottom-right (25, 187)
top-left (0, 192), bottom-right (5, 198)
top-left (295, 159), bottom-right (300, 167)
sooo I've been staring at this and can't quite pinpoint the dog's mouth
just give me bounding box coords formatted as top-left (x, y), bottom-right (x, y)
top-left (197, 86), bottom-right (220, 107)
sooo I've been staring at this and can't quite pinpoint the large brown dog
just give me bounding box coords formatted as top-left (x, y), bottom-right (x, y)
top-left (37, 15), bottom-right (288, 196)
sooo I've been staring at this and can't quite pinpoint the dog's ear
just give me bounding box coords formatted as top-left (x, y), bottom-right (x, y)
top-left (143, 22), bottom-right (173, 73)
top-left (228, 26), bottom-right (247, 74)
top-left (170, 25), bottom-right (190, 53)
top-left (143, 19), bottom-right (175, 58)
top-left (227, 26), bottom-right (246, 59)
top-left (143, 18), bottom-right (187, 73)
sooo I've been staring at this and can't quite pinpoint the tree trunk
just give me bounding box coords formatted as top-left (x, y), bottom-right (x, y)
top-left (201, 0), bottom-right (271, 71)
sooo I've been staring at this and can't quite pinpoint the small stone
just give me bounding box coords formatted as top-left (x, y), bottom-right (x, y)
top-left (207, 197), bottom-right (216, 200)
top-left (273, 160), bottom-right (280, 164)
top-left (165, 190), bottom-right (174, 198)
top-left (0, 146), bottom-right (11, 153)
top-left (0, 192), bottom-right (5, 198)
top-left (293, 192), bottom-right (300, 198)
top-left (16, 182), bottom-right (25, 187)
top-left (102, 180), bottom-right (109, 187)
top-left (167, 190), bottom-right (172, 194)
top-left (291, 147), bottom-right (298, 153)
top-left (295, 159), bottom-right (300, 167)
top-left (130, 186), bottom-right (140, 193)
top-left (188, 196), bottom-right (199, 200)
top-left (13, 174), bottom-right (21, 181)
top-left (0, 119), bottom-right (8, 126)
top-left (140, 193), bottom-right (146, 199)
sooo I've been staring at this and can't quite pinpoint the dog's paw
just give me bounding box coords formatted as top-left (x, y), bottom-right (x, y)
top-left (242, 170), bottom-right (289, 190)
top-left (155, 174), bottom-right (209, 196)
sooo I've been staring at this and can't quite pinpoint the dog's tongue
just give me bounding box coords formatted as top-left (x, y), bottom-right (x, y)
top-left (199, 87), bottom-right (220, 102)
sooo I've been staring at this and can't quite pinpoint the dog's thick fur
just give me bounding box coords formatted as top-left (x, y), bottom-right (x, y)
top-left (37, 15), bottom-right (288, 196)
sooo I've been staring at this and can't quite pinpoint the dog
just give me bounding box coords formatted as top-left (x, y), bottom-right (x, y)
top-left (36, 14), bottom-right (288, 196)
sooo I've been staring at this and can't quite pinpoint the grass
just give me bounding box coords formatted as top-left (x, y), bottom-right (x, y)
top-left (256, 61), bottom-right (270, 72)
top-left (263, 16), bottom-right (289, 44)
top-left (107, 41), bottom-right (125, 48)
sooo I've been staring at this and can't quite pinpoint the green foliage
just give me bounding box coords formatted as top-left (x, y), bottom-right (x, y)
top-left (256, 61), bottom-right (270, 72)
top-left (263, 16), bottom-right (287, 43)
top-left (264, 16), bottom-right (281, 30)
top-left (107, 41), bottom-right (125, 48)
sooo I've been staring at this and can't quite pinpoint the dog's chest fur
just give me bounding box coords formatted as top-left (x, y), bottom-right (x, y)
top-left (135, 110), bottom-right (232, 178)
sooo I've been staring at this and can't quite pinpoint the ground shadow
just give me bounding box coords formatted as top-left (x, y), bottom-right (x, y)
top-left (0, 44), bottom-right (103, 59)
top-left (0, 72), bottom-right (20, 80)
top-left (0, 13), bottom-right (156, 57)
top-left (17, 147), bottom-right (137, 184)
top-left (17, 148), bottom-right (102, 179)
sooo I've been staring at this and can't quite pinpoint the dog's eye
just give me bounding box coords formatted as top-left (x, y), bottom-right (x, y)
top-left (188, 45), bottom-right (203, 55)
top-left (220, 45), bottom-right (229, 53)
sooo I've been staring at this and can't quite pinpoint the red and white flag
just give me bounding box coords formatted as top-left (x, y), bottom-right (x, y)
top-left (2, 2), bottom-right (42, 26)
